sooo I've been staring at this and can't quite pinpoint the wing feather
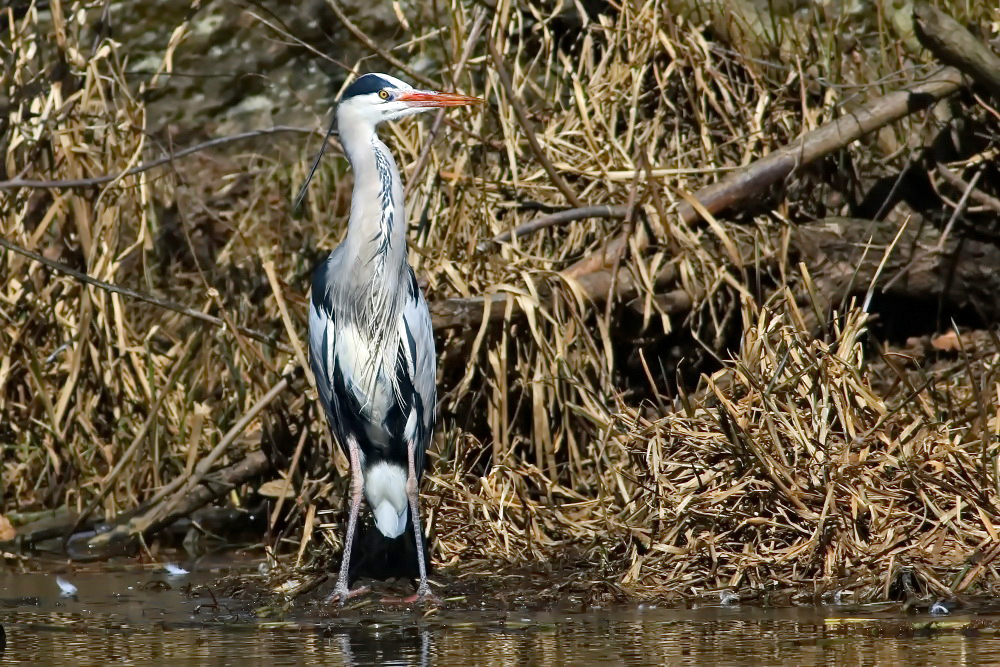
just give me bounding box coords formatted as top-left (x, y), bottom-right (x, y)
top-left (310, 256), bottom-right (436, 474)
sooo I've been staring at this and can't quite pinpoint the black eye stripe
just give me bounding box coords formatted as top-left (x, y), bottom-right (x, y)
top-left (342, 73), bottom-right (394, 100)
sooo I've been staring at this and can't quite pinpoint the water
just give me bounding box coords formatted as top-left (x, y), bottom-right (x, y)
top-left (1, 568), bottom-right (999, 665)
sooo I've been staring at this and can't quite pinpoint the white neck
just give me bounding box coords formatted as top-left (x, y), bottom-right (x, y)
top-left (337, 114), bottom-right (409, 277)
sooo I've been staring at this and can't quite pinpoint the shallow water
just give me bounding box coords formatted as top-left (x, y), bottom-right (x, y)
top-left (1, 568), bottom-right (1000, 666)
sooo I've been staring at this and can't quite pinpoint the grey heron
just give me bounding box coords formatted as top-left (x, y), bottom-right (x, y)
top-left (297, 72), bottom-right (482, 604)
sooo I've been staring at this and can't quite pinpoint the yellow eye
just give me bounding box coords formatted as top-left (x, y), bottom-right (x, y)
top-left (378, 90), bottom-right (390, 100)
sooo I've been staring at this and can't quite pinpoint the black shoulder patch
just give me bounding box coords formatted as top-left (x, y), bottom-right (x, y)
top-left (342, 74), bottom-right (392, 100)
top-left (406, 266), bottom-right (420, 299)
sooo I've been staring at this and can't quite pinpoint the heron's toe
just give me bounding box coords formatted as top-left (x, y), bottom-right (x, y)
top-left (326, 584), bottom-right (370, 605)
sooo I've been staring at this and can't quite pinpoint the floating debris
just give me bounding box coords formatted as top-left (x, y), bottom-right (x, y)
top-left (719, 591), bottom-right (740, 606)
top-left (164, 563), bottom-right (190, 576)
top-left (930, 601), bottom-right (952, 616)
top-left (56, 576), bottom-right (77, 597)
top-left (274, 579), bottom-right (303, 594)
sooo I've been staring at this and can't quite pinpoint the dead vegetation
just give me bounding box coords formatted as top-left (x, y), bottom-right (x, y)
top-left (2, 0), bottom-right (1000, 603)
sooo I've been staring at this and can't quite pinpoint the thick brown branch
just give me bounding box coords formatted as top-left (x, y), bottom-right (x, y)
top-left (72, 450), bottom-right (273, 559)
top-left (561, 67), bottom-right (965, 280)
top-left (913, 2), bottom-right (1000, 101)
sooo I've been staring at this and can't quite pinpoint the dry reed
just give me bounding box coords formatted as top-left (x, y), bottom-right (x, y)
top-left (2, 0), bottom-right (1000, 601)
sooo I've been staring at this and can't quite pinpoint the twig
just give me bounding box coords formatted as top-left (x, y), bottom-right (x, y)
top-left (483, 205), bottom-right (629, 248)
top-left (0, 126), bottom-right (315, 190)
top-left (246, 8), bottom-right (353, 73)
top-left (405, 7), bottom-right (487, 198)
top-left (935, 168), bottom-right (981, 251)
top-left (936, 163), bottom-right (1000, 214)
top-left (487, 38), bottom-right (584, 208)
top-left (325, 0), bottom-right (436, 89)
top-left (81, 377), bottom-right (290, 554)
top-left (0, 236), bottom-right (293, 354)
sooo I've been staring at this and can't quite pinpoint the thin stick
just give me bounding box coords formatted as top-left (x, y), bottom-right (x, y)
top-left (269, 426), bottom-right (310, 529)
top-left (0, 126), bottom-right (316, 191)
top-left (0, 236), bottom-right (293, 354)
top-left (405, 7), bottom-right (487, 198)
top-left (262, 258), bottom-right (310, 375)
top-left (935, 168), bottom-right (981, 251)
top-left (936, 163), bottom-right (1000, 214)
top-left (484, 205), bottom-right (629, 248)
top-left (325, 0), bottom-right (436, 89)
top-left (67, 333), bottom-right (203, 538)
top-left (487, 38), bottom-right (584, 208)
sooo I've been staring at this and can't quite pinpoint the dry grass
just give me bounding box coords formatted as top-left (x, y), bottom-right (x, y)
top-left (3, 0), bottom-right (1000, 601)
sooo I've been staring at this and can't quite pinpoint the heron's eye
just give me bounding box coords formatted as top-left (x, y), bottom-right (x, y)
top-left (378, 90), bottom-right (390, 100)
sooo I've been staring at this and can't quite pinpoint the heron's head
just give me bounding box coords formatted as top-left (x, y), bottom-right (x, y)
top-left (336, 73), bottom-right (482, 130)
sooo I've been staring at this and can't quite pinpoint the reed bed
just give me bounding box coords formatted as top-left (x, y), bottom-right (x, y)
top-left (2, 0), bottom-right (1000, 601)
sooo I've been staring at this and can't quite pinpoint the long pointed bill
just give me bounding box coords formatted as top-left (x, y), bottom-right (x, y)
top-left (396, 90), bottom-right (484, 108)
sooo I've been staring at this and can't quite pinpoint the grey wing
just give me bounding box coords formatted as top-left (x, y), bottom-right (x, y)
top-left (398, 268), bottom-right (437, 475)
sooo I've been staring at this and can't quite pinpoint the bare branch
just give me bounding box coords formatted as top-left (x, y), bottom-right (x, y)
top-left (483, 205), bottom-right (629, 249)
top-left (0, 126), bottom-right (315, 191)
top-left (0, 236), bottom-right (293, 354)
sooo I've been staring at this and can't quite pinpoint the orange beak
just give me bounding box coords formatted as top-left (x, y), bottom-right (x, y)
top-left (396, 90), bottom-right (484, 108)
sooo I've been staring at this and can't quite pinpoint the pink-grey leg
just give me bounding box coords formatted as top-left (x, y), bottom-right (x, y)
top-left (327, 435), bottom-right (370, 605)
top-left (406, 438), bottom-right (435, 602)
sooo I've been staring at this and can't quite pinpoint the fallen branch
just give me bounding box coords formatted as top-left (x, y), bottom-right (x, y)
top-left (70, 450), bottom-right (273, 560)
top-left (913, 1), bottom-right (1000, 102)
top-left (561, 66), bottom-right (965, 280)
top-left (77, 377), bottom-right (290, 557)
top-left (443, 68), bottom-right (967, 332)
top-left (792, 216), bottom-right (1000, 323)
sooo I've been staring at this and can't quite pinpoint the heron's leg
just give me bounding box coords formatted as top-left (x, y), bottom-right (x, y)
top-left (328, 436), bottom-right (369, 605)
top-left (405, 439), bottom-right (435, 602)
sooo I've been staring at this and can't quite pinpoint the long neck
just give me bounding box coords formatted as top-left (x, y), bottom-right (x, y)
top-left (339, 122), bottom-right (409, 279)
top-left (333, 117), bottom-right (409, 380)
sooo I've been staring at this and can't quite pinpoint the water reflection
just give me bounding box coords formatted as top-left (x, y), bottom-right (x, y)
top-left (1, 572), bottom-right (1000, 665)
top-left (332, 625), bottom-right (431, 667)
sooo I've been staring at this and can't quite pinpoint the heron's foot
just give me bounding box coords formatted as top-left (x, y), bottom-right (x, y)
top-left (381, 584), bottom-right (439, 605)
top-left (325, 583), bottom-right (370, 606)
